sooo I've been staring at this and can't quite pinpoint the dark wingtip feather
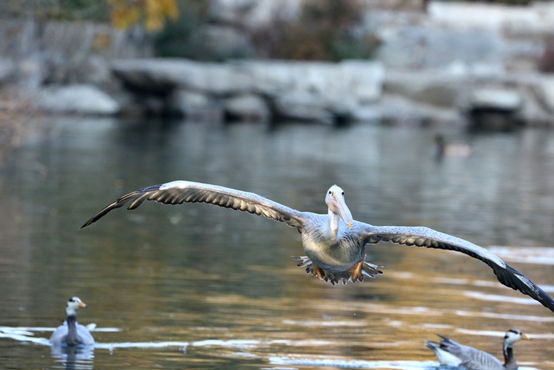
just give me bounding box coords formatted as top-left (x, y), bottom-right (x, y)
top-left (80, 185), bottom-right (163, 229)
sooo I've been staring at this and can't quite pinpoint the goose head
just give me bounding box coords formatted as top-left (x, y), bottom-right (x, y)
top-left (325, 185), bottom-right (353, 228)
top-left (66, 297), bottom-right (87, 316)
top-left (505, 329), bottom-right (530, 346)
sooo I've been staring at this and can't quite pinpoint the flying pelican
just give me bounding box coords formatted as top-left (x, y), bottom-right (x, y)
top-left (50, 297), bottom-right (95, 346)
top-left (81, 180), bottom-right (554, 313)
top-left (425, 329), bottom-right (529, 370)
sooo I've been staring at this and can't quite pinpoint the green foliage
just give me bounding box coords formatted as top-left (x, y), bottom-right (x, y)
top-left (154, 0), bottom-right (378, 61)
top-left (250, 0), bottom-right (377, 61)
top-left (153, 0), bottom-right (213, 59)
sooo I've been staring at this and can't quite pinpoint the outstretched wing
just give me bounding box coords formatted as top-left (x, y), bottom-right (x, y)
top-left (81, 180), bottom-right (306, 230)
top-left (362, 225), bottom-right (554, 313)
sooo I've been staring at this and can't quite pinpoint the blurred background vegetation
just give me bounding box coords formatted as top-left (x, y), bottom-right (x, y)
top-left (0, 0), bottom-right (546, 62)
top-left (0, 0), bottom-right (377, 62)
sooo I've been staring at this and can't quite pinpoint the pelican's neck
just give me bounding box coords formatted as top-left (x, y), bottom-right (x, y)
top-left (327, 208), bottom-right (340, 241)
top-left (66, 314), bottom-right (78, 345)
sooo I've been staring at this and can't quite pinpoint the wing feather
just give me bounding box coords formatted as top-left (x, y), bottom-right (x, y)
top-left (81, 180), bottom-right (306, 229)
top-left (362, 225), bottom-right (554, 313)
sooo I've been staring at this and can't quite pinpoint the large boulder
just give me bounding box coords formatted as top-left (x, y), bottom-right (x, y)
top-left (375, 24), bottom-right (504, 69)
top-left (384, 69), bottom-right (466, 108)
top-left (469, 88), bottom-right (523, 111)
top-left (272, 90), bottom-right (334, 124)
top-left (170, 89), bottom-right (216, 118)
top-left (0, 58), bottom-right (14, 85)
top-left (36, 84), bottom-right (119, 115)
top-left (377, 94), bottom-right (462, 124)
top-left (112, 59), bottom-right (254, 95)
top-left (110, 59), bottom-right (385, 123)
top-left (223, 94), bottom-right (269, 121)
top-left (242, 60), bottom-right (384, 103)
top-left (207, 0), bottom-right (302, 29)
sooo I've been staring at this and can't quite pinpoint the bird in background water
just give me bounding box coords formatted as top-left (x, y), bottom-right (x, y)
top-left (50, 297), bottom-right (95, 346)
top-left (425, 329), bottom-right (530, 370)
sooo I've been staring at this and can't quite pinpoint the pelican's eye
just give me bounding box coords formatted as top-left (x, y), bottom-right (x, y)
top-left (341, 191), bottom-right (344, 195)
top-left (328, 191), bottom-right (332, 195)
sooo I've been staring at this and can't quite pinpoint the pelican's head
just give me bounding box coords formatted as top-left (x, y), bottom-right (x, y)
top-left (505, 329), bottom-right (530, 346)
top-left (325, 185), bottom-right (353, 228)
top-left (66, 297), bottom-right (87, 316)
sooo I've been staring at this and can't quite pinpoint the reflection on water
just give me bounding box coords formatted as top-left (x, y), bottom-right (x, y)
top-left (0, 118), bottom-right (554, 369)
top-left (51, 345), bottom-right (94, 370)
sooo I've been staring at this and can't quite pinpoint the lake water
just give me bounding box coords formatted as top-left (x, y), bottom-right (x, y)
top-left (0, 117), bottom-right (553, 369)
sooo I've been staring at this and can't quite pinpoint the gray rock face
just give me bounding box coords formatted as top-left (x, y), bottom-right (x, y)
top-left (534, 76), bottom-right (554, 114)
top-left (384, 70), bottom-right (466, 108)
top-left (111, 58), bottom-right (385, 123)
top-left (469, 88), bottom-right (523, 111)
top-left (36, 84), bottom-right (119, 115)
top-left (0, 58), bottom-right (14, 85)
top-left (273, 90), bottom-right (334, 124)
top-left (223, 94), bottom-right (269, 121)
top-left (112, 59), bottom-right (253, 95)
top-left (171, 89), bottom-right (213, 116)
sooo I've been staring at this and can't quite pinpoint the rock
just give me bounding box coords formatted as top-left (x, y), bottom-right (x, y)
top-left (340, 61), bottom-right (384, 103)
top-left (428, 2), bottom-right (544, 32)
top-left (378, 94), bottom-right (462, 124)
top-left (466, 87), bottom-right (524, 130)
top-left (112, 59), bottom-right (253, 96)
top-left (243, 60), bottom-right (384, 102)
top-left (348, 106), bottom-right (382, 123)
top-left (223, 94), bottom-right (269, 121)
top-left (36, 84), bottom-right (119, 115)
top-left (533, 76), bottom-right (554, 113)
top-left (192, 25), bottom-right (253, 59)
top-left (208, 0), bottom-right (302, 29)
top-left (272, 90), bottom-right (334, 124)
top-left (375, 24), bottom-right (503, 69)
top-left (0, 58), bottom-right (14, 85)
top-left (171, 89), bottom-right (211, 113)
top-left (80, 56), bottom-right (111, 86)
top-left (384, 70), bottom-right (465, 108)
top-left (111, 59), bottom-right (384, 123)
top-left (170, 89), bottom-right (222, 120)
top-left (469, 88), bottom-right (523, 111)
top-left (515, 88), bottom-right (553, 126)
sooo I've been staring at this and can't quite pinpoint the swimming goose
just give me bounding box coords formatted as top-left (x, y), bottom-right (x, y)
top-left (81, 181), bottom-right (554, 313)
top-left (50, 297), bottom-right (95, 346)
top-left (425, 329), bottom-right (529, 370)
top-left (435, 133), bottom-right (472, 158)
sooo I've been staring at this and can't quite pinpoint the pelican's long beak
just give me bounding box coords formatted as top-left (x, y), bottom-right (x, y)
top-left (327, 197), bottom-right (354, 228)
top-left (78, 301), bottom-right (87, 308)
top-left (521, 333), bottom-right (530, 340)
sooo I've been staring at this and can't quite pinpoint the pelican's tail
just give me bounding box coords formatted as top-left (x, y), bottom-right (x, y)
top-left (292, 256), bottom-right (387, 286)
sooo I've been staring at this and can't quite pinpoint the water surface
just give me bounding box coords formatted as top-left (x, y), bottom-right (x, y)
top-left (0, 118), bottom-right (553, 369)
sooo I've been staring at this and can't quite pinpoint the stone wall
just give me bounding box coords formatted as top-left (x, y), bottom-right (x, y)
top-left (0, 19), bottom-right (152, 89)
top-left (4, 1), bottom-right (554, 127)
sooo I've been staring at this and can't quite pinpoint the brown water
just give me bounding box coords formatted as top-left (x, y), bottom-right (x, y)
top-left (0, 117), bottom-right (553, 369)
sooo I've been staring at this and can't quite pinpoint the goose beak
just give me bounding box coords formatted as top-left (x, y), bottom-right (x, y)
top-left (521, 333), bottom-right (530, 340)
top-left (78, 301), bottom-right (87, 308)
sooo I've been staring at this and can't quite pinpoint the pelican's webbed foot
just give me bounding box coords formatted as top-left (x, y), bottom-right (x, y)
top-left (292, 256), bottom-right (387, 286)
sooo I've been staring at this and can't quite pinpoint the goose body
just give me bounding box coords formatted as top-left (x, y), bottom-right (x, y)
top-left (425, 329), bottom-right (529, 370)
top-left (50, 297), bottom-right (94, 346)
top-left (81, 180), bottom-right (554, 313)
top-left (435, 133), bottom-right (472, 157)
